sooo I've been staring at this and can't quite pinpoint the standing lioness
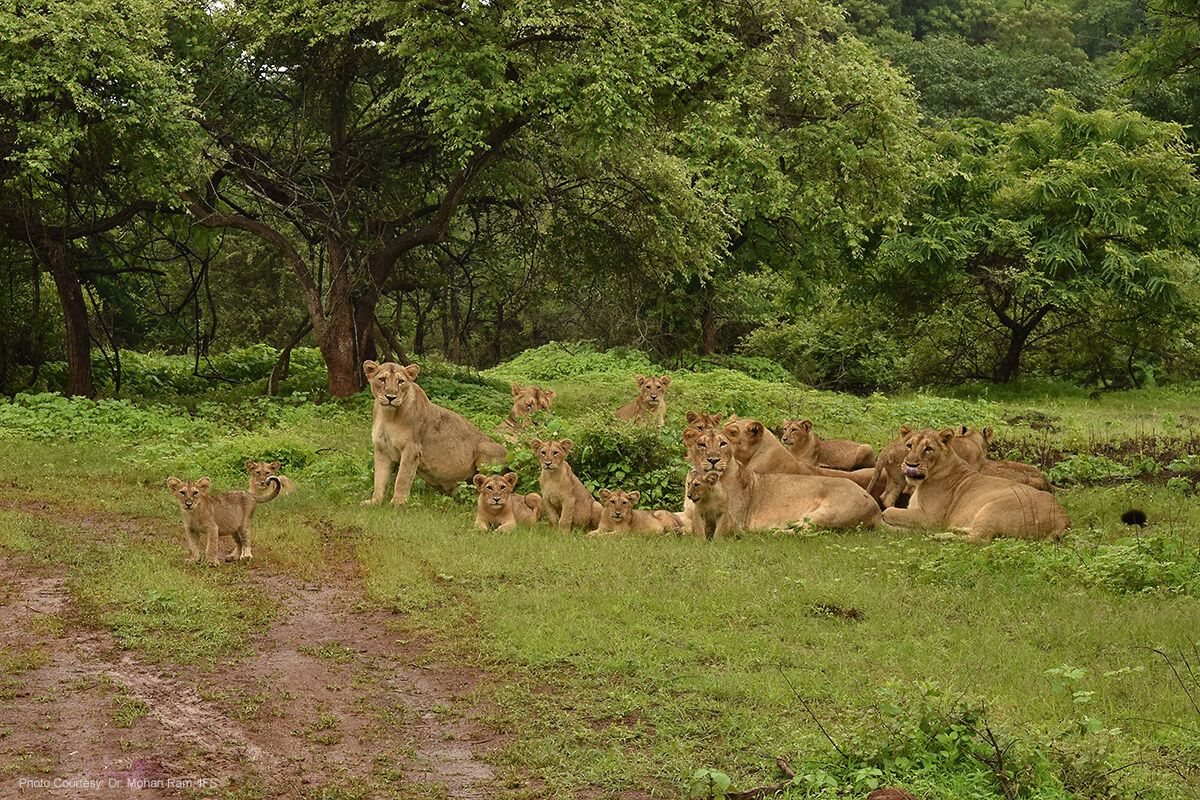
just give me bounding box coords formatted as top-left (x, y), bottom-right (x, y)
top-left (362, 361), bottom-right (507, 505)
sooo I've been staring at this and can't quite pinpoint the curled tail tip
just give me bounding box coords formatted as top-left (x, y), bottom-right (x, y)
top-left (1121, 509), bottom-right (1147, 527)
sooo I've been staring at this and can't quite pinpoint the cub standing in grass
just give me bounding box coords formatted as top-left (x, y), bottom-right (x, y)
top-left (615, 375), bottom-right (671, 427)
top-left (245, 460), bottom-right (298, 497)
top-left (167, 476), bottom-right (280, 565)
top-left (531, 438), bottom-right (602, 531)
top-left (473, 473), bottom-right (542, 532)
top-left (362, 360), bottom-right (507, 506)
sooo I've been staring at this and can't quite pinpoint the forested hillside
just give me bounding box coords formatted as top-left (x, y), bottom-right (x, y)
top-left (0, 0), bottom-right (1197, 398)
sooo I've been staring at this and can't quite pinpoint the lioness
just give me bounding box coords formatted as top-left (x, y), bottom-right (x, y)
top-left (495, 383), bottom-right (555, 440)
top-left (684, 410), bottom-right (724, 432)
top-left (245, 460), bottom-right (297, 497)
top-left (472, 473), bottom-right (542, 532)
top-left (531, 438), bottom-right (602, 531)
top-left (780, 419), bottom-right (875, 470)
top-left (867, 425), bottom-right (989, 508)
top-left (683, 427), bottom-right (880, 534)
top-left (880, 428), bottom-right (1070, 542)
top-left (168, 476), bottom-right (280, 565)
top-left (720, 417), bottom-right (875, 489)
top-left (362, 361), bottom-right (507, 506)
top-left (616, 375), bottom-right (671, 427)
top-left (590, 488), bottom-right (682, 536)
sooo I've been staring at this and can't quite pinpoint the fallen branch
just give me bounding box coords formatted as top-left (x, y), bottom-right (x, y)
top-left (724, 758), bottom-right (796, 800)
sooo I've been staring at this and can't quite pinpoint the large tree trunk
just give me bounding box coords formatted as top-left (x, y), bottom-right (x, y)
top-left (40, 239), bottom-right (93, 398)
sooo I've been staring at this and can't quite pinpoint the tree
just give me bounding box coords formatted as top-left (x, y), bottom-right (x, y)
top-left (870, 98), bottom-right (1200, 383)
top-left (0, 0), bottom-right (197, 396)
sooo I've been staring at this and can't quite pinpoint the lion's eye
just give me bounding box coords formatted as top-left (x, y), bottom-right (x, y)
top-left (924, 447), bottom-right (932, 453)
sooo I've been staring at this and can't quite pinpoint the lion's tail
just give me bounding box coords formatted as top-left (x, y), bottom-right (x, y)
top-left (253, 476), bottom-right (282, 503)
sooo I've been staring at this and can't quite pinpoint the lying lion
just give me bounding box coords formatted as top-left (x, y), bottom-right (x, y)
top-left (683, 426), bottom-right (880, 536)
top-left (880, 428), bottom-right (1070, 542)
top-left (780, 419), bottom-right (875, 470)
top-left (362, 361), bottom-right (507, 506)
top-left (495, 383), bottom-right (555, 441)
top-left (590, 489), bottom-right (683, 536)
top-left (168, 476), bottom-right (280, 565)
top-left (473, 473), bottom-right (542, 532)
top-left (722, 417), bottom-right (874, 489)
top-left (616, 375), bottom-right (671, 427)
top-left (532, 438), bottom-right (602, 531)
top-left (867, 425), bottom-right (989, 508)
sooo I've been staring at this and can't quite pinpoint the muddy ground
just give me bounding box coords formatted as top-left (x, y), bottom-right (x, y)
top-left (0, 499), bottom-right (510, 799)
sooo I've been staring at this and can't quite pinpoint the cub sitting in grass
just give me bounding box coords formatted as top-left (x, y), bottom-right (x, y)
top-left (245, 460), bottom-right (297, 497)
top-left (616, 375), bottom-right (671, 427)
top-left (167, 476), bottom-right (280, 565)
top-left (590, 488), bottom-right (683, 536)
top-left (473, 473), bottom-right (542, 532)
top-left (531, 438), bottom-right (601, 531)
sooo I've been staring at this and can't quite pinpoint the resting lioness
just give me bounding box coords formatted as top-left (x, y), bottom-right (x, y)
top-left (780, 419), bottom-right (875, 470)
top-left (590, 488), bottom-right (683, 536)
top-left (531, 438), bottom-right (602, 531)
top-left (683, 427), bottom-right (880, 534)
top-left (245, 460), bottom-right (298, 497)
top-left (495, 383), bottom-right (555, 440)
top-left (362, 361), bottom-right (507, 506)
top-left (168, 476), bottom-right (280, 565)
top-left (867, 425), bottom-right (990, 508)
top-left (880, 428), bottom-right (1070, 542)
top-left (616, 375), bottom-right (671, 427)
top-left (472, 473), bottom-right (542, 532)
top-left (720, 417), bottom-right (875, 489)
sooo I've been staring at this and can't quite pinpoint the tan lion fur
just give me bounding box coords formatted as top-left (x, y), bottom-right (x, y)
top-left (245, 460), bottom-right (298, 497)
top-left (980, 459), bottom-right (1055, 492)
top-left (590, 489), bottom-right (683, 536)
top-left (867, 425), bottom-right (991, 508)
top-left (721, 417), bottom-right (875, 490)
top-left (167, 476), bottom-right (280, 565)
top-left (616, 374), bottom-right (671, 427)
top-left (495, 383), bottom-right (555, 440)
top-left (880, 428), bottom-right (1070, 543)
top-left (684, 410), bottom-right (724, 432)
top-left (531, 438), bottom-right (602, 531)
top-left (472, 473), bottom-right (542, 532)
top-left (779, 419), bottom-right (876, 470)
top-left (362, 361), bottom-right (507, 506)
top-left (682, 427), bottom-right (880, 535)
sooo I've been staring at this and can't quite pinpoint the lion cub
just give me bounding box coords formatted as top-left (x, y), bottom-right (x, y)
top-left (473, 473), bottom-right (542, 532)
top-left (779, 419), bottom-right (875, 470)
top-left (616, 375), bottom-right (671, 427)
top-left (245, 460), bottom-right (297, 497)
top-left (531, 438), bottom-right (602, 531)
top-left (495, 383), bottom-right (555, 440)
top-left (590, 488), bottom-right (683, 536)
top-left (167, 476), bottom-right (280, 565)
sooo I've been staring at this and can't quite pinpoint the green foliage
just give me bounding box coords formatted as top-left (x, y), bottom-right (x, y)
top-left (1047, 454), bottom-right (1135, 485)
top-left (483, 341), bottom-right (663, 383)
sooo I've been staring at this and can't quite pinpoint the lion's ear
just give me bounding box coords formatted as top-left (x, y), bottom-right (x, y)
top-left (660, 375), bottom-right (671, 387)
top-left (530, 438), bottom-right (543, 451)
top-left (269, 461), bottom-right (281, 471)
top-left (167, 477), bottom-right (182, 492)
top-left (511, 382), bottom-right (523, 398)
top-left (938, 428), bottom-right (956, 444)
top-left (705, 471), bottom-right (720, 485)
top-left (682, 428), bottom-right (700, 447)
top-left (363, 360), bottom-right (379, 378)
top-left (197, 477), bottom-right (212, 493)
top-left (983, 426), bottom-right (995, 443)
top-left (728, 413), bottom-right (739, 423)
top-left (473, 474), bottom-right (487, 490)
top-left (900, 424), bottom-right (913, 437)
top-left (403, 364), bottom-right (420, 381)
top-left (746, 421), bottom-right (764, 444)
top-left (635, 374), bottom-right (647, 388)
top-left (628, 490), bottom-right (640, 505)
top-left (686, 411), bottom-right (699, 424)
top-left (560, 438), bottom-right (573, 454)
top-left (541, 389), bottom-right (555, 405)
top-left (957, 424), bottom-right (968, 435)
top-left (598, 488), bottom-right (612, 501)
top-left (244, 460), bottom-right (255, 472)
top-left (800, 419), bottom-right (813, 433)
top-left (503, 473), bottom-right (519, 490)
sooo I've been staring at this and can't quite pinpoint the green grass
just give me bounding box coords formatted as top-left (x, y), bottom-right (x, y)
top-left (0, 352), bottom-right (1198, 798)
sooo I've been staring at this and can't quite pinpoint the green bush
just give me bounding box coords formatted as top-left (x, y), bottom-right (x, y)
top-left (484, 341), bottom-right (663, 382)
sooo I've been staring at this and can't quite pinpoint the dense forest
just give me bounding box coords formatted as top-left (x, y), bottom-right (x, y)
top-left (1, 0), bottom-right (1198, 398)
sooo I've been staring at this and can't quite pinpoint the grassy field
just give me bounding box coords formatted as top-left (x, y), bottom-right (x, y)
top-left (0, 351), bottom-right (1198, 798)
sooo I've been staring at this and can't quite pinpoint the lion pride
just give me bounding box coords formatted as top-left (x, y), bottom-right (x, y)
top-left (880, 428), bottom-right (1069, 542)
top-left (362, 361), bottom-right (507, 505)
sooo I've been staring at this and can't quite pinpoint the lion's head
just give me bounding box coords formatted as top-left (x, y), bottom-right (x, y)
top-left (531, 438), bottom-right (573, 471)
top-left (778, 419), bottom-right (814, 449)
top-left (598, 488), bottom-right (640, 522)
top-left (363, 361), bottom-right (420, 408)
top-left (721, 417), bottom-right (771, 464)
top-left (245, 460), bottom-right (282, 492)
top-left (510, 383), bottom-right (554, 420)
top-left (635, 374), bottom-right (671, 408)
top-left (682, 428), bottom-right (733, 473)
top-left (684, 411), bottom-right (724, 432)
top-left (167, 476), bottom-right (211, 510)
top-left (901, 428), bottom-right (960, 482)
top-left (473, 472), bottom-right (519, 508)
top-left (685, 469), bottom-right (721, 503)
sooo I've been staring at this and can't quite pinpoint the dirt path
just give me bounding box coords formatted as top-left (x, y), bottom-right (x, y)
top-left (0, 502), bottom-right (506, 799)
